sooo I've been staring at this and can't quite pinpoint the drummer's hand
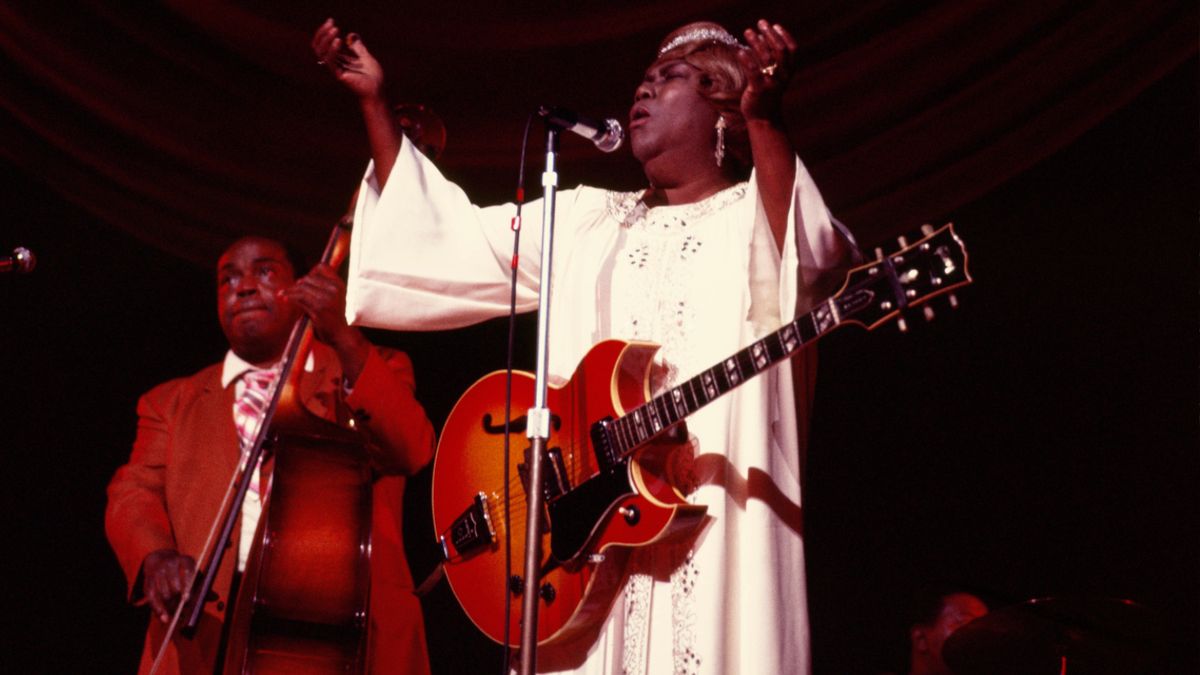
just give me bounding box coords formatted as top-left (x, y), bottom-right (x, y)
top-left (311, 18), bottom-right (385, 101)
top-left (142, 548), bottom-right (196, 623)
top-left (737, 19), bottom-right (798, 123)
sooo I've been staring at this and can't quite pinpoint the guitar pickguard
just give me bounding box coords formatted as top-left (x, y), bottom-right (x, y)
top-left (547, 460), bottom-right (635, 564)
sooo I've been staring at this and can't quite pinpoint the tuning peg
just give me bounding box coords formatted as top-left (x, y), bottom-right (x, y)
top-left (874, 246), bottom-right (884, 261)
top-left (923, 305), bottom-right (936, 322)
top-left (948, 293), bottom-right (959, 309)
top-left (921, 223), bottom-right (935, 236)
top-left (897, 235), bottom-right (909, 248)
top-left (897, 316), bottom-right (909, 332)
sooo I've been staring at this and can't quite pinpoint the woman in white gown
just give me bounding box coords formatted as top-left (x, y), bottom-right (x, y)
top-left (314, 17), bottom-right (852, 675)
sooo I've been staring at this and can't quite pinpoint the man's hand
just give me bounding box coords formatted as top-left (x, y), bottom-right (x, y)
top-left (142, 548), bottom-right (196, 623)
top-left (283, 264), bottom-right (369, 384)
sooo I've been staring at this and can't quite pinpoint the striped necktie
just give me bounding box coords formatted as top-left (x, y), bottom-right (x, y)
top-left (233, 368), bottom-right (277, 571)
top-left (234, 368), bottom-right (277, 451)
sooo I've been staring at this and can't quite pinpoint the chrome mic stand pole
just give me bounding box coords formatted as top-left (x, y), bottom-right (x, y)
top-left (518, 123), bottom-right (561, 675)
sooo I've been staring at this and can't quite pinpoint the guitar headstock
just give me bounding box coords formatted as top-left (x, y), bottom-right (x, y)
top-left (833, 223), bottom-right (971, 330)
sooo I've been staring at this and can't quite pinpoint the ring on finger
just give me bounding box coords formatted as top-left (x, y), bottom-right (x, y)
top-left (760, 62), bottom-right (778, 77)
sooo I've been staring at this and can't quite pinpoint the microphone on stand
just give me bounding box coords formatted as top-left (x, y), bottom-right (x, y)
top-left (538, 106), bottom-right (624, 152)
top-left (0, 247), bottom-right (36, 274)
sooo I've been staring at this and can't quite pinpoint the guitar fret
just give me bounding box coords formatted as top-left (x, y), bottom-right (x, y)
top-left (799, 312), bottom-right (820, 342)
top-left (624, 416), bottom-right (638, 452)
top-left (736, 348), bottom-right (757, 376)
top-left (685, 378), bottom-right (702, 409)
top-left (723, 356), bottom-right (743, 387)
top-left (779, 322), bottom-right (802, 354)
top-left (714, 363), bottom-right (732, 394)
top-left (646, 400), bottom-right (663, 434)
top-left (812, 300), bottom-right (837, 334)
top-left (751, 340), bottom-right (772, 370)
top-left (624, 411), bottom-right (637, 445)
top-left (669, 387), bottom-right (688, 419)
top-left (616, 417), bottom-right (633, 453)
top-left (657, 396), bottom-right (675, 427)
top-left (631, 408), bottom-right (648, 442)
top-left (652, 396), bottom-right (672, 427)
top-left (700, 369), bottom-right (719, 400)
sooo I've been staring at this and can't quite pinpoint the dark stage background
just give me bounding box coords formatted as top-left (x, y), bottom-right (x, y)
top-left (1, 3), bottom-right (1196, 674)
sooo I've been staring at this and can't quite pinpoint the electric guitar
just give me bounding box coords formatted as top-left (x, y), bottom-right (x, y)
top-left (430, 223), bottom-right (972, 646)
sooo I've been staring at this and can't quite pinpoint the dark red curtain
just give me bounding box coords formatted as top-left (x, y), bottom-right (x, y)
top-left (1, 1), bottom-right (1194, 265)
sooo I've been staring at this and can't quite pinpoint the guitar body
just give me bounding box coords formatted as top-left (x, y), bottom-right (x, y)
top-left (431, 339), bottom-right (707, 646)
top-left (431, 224), bottom-right (973, 649)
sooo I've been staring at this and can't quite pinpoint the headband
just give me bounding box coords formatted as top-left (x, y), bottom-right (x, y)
top-left (658, 26), bottom-right (744, 55)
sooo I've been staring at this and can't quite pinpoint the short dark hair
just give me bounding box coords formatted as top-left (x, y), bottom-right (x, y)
top-left (218, 235), bottom-right (311, 277)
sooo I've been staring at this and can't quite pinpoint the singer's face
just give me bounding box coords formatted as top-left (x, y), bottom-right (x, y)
top-left (216, 237), bottom-right (299, 364)
top-left (629, 58), bottom-right (719, 164)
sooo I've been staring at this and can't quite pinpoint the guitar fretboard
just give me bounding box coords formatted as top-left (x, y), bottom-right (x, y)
top-left (589, 223), bottom-right (967, 466)
top-left (599, 294), bottom-right (851, 462)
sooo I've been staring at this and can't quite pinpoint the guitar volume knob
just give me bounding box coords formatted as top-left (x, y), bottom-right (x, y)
top-left (619, 505), bottom-right (641, 525)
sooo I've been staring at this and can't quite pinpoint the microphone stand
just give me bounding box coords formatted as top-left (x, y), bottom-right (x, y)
top-left (518, 123), bottom-right (561, 675)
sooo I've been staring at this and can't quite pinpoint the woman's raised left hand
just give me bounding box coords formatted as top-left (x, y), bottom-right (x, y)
top-left (737, 19), bottom-right (798, 123)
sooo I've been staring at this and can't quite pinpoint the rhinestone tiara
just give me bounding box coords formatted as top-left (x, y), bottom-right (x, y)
top-left (658, 26), bottom-right (744, 55)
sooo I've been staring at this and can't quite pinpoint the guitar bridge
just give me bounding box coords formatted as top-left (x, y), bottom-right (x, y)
top-left (440, 492), bottom-right (495, 560)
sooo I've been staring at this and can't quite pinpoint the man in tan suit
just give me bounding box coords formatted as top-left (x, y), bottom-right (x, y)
top-left (106, 236), bottom-right (435, 674)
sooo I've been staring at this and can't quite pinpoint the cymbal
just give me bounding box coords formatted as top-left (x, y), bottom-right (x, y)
top-left (942, 596), bottom-right (1163, 675)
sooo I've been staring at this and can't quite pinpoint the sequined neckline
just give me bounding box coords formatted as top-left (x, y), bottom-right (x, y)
top-left (606, 182), bottom-right (748, 229)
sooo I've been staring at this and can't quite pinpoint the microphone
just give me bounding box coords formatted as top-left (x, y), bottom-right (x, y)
top-left (0, 247), bottom-right (36, 274)
top-left (538, 106), bottom-right (624, 153)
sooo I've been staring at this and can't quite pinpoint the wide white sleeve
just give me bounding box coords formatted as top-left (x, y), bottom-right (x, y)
top-left (746, 155), bottom-right (850, 332)
top-left (345, 136), bottom-right (543, 331)
top-left (780, 156), bottom-right (851, 320)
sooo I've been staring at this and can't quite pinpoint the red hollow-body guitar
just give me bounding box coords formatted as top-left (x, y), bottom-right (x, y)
top-left (431, 224), bottom-right (972, 647)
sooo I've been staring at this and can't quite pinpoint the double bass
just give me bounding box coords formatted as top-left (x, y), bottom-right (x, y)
top-left (218, 215), bottom-right (374, 672)
top-left (145, 212), bottom-right (374, 674)
top-left (146, 103), bottom-right (445, 674)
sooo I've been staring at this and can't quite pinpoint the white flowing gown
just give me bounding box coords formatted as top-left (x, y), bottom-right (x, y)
top-left (346, 138), bottom-right (848, 675)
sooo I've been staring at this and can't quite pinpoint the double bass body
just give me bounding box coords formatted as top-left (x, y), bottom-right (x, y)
top-left (221, 423), bottom-right (373, 672)
top-left (220, 222), bottom-right (374, 674)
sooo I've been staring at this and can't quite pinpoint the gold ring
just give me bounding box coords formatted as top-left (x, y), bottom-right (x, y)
top-left (760, 63), bottom-right (778, 77)
top-left (317, 59), bottom-right (326, 66)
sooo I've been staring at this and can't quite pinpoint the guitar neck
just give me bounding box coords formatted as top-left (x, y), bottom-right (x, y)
top-left (594, 223), bottom-right (969, 464)
top-left (603, 298), bottom-right (843, 460)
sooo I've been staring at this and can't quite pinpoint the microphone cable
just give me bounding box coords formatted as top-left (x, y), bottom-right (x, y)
top-left (499, 109), bottom-right (536, 673)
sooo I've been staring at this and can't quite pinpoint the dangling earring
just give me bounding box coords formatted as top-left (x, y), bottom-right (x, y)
top-left (714, 116), bottom-right (727, 167)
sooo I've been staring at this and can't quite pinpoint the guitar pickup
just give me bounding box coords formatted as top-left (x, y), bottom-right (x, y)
top-left (590, 417), bottom-right (618, 471)
top-left (518, 446), bottom-right (570, 501)
top-left (440, 492), bottom-right (495, 560)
